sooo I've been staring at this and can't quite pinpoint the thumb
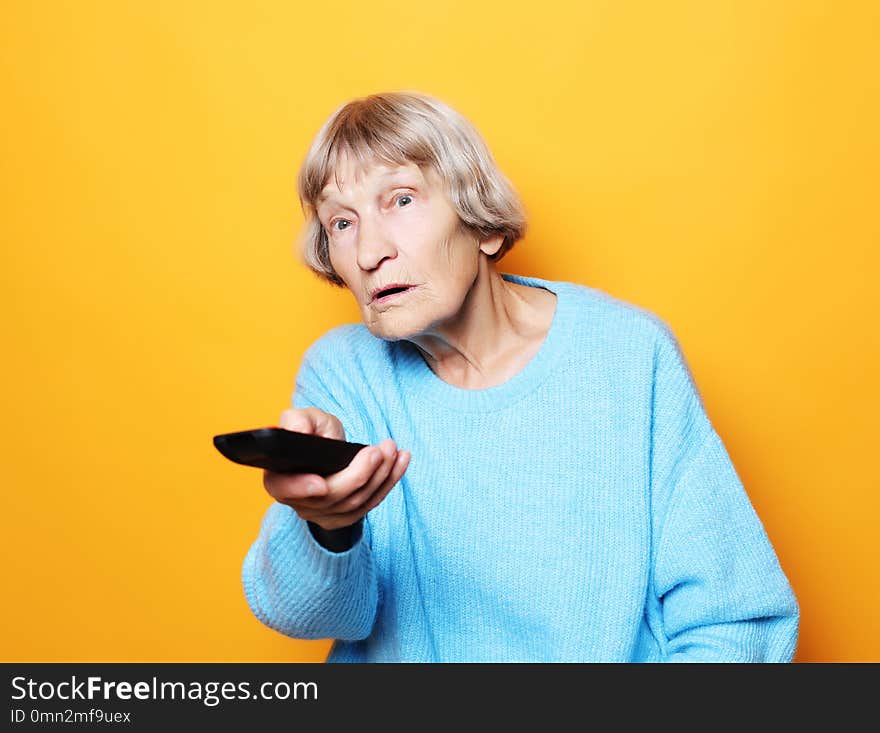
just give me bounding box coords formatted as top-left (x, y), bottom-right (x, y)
top-left (278, 407), bottom-right (314, 433)
top-left (279, 407), bottom-right (345, 441)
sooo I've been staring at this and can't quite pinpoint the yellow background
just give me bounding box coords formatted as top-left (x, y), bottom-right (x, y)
top-left (2, 1), bottom-right (878, 662)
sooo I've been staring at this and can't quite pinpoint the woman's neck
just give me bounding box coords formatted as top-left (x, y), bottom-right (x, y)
top-left (407, 265), bottom-right (557, 390)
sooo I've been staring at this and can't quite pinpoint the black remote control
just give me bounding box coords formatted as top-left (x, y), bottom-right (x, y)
top-left (213, 427), bottom-right (366, 476)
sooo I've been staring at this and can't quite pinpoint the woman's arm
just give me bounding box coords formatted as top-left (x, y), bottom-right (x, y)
top-left (646, 324), bottom-right (799, 662)
top-left (242, 500), bottom-right (378, 641)
top-left (240, 340), bottom-right (380, 641)
top-left (651, 427), bottom-right (799, 661)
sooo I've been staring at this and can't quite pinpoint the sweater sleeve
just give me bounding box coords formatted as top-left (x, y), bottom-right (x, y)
top-left (240, 336), bottom-right (379, 641)
top-left (647, 325), bottom-right (800, 662)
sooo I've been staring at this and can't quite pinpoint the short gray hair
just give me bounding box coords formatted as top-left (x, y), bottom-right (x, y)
top-left (295, 91), bottom-right (528, 287)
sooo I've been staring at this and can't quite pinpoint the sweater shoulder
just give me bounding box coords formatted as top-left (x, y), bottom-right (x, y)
top-left (301, 322), bottom-right (388, 370)
top-left (297, 322), bottom-right (393, 402)
top-left (562, 280), bottom-right (680, 354)
top-left (575, 284), bottom-right (703, 403)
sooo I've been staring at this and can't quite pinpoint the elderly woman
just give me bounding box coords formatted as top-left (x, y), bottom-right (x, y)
top-left (241, 91), bottom-right (799, 662)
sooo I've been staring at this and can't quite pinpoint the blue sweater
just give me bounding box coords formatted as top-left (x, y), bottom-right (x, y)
top-left (242, 273), bottom-right (799, 662)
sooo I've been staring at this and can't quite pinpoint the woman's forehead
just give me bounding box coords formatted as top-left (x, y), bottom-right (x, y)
top-left (319, 159), bottom-right (434, 203)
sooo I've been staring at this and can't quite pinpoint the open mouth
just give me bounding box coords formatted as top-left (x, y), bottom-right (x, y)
top-left (372, 285), bottom-right (416, 303)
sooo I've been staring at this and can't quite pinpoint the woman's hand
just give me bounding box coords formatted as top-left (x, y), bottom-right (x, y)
top-left (262, 407), bottom-right (411, 531)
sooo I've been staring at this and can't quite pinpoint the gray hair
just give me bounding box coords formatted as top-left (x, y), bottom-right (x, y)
top-left (295, 91), bottom-right (528, 287)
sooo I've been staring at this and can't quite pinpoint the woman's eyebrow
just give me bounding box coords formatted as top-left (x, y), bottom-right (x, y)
top-left (317, 172), bottom-right (419, 206)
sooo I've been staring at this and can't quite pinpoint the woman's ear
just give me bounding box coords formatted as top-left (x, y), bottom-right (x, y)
top-left (478, 233), bottom-right (504, 257)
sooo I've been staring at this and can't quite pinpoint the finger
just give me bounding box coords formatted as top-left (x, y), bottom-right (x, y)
top-left (263, 469), bottom-right (328, 502)
top-left (317, 449), bottom-right (410, 522)
top-left (281, 440), bottom-right (395, 511)
top-left (323, 444), bottom-right (384, 502)
top-left (360, 450), bottom-right (410, 514)
top-left (326, 439), bottom-right (398, 512)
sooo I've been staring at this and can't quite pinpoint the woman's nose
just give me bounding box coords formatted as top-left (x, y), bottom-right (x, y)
top-left (356, 215), bottom-right (398, 271)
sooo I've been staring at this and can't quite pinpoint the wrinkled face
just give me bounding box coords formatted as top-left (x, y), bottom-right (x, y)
top-left (315, 155), bottom-right (483, 340)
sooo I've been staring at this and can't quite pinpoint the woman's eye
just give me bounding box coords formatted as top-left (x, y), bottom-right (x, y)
top-left (328, 196), bottom-right (410, 232)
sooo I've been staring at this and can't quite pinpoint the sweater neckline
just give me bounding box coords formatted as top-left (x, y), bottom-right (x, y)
top-left (394, 272), bottom-right (577, 413)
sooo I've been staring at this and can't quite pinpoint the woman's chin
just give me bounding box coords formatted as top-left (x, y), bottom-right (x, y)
top-left (363, 313), bottom-right (423, 342)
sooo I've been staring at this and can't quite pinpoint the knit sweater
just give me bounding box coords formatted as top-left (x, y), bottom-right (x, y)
top-left (241, 273), bottom-right (799, 662)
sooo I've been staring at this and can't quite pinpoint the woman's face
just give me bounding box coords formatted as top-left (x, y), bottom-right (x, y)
top-left (316, 155), bottom-right (487, 341)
